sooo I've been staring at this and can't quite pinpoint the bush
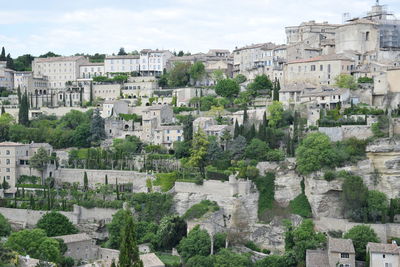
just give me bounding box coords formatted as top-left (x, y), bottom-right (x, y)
top-left (0, 213), bottom-right (11, 237)
top-left (358, 77), bottom-right (374, 83)
top-left (154, 172), bottom-right (178, 192)
top-left (324, 170), bottom-right (336, 181)
top-left (36, 211), bottom-right (78, 237)
top-left (289, 194), bottom-right (312, 218)
top-left (183, 200), bottom-right (219, 220)
top-left (254, 173), bottom-right (275, 219)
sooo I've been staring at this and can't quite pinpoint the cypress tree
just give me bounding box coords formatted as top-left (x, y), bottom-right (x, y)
top-left (233, 119), bottom-right (240, 138)
top-left (118, 214), bottom-right (143, 267)
top-left (247, 124), bottom-right (256, 142)
top-left (17, 85), bottom-right (21, 104)
top-left (18, 92), bottom-right (29, 126)
top-left (273, 78), bottom-right (280, 101)
top-left (0, 47), bottom-right (5, 61)
top-left (30, 194), bottom-right (35, 209)
top-left (258, 122), bottom-right (266, 141)
top-left (6, 53), bottom-right (14, 69)
top-left (116, 179), bottom-right (120, 200)
top-left (243, 106), bottom-right (248, 125)
top-left (2, 177), bottom-right (9, 190)
top-left (105, 175), bottom-right (108, 185)
top-left (1, 106), bottom-right (5, 115)
top-left (83, 172), bottom-right (88, 191)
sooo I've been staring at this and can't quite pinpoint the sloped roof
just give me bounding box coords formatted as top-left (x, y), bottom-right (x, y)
top-left (306, 250), bottom-right (329, 267)
top-left (329, 237), bottom-right (355, 253)
top-left (53, 233), bottom-right (92, 243)
top-left (367, 242), bottom-right (400, 254)
top-left (139, 253), bottom-right (165, 267)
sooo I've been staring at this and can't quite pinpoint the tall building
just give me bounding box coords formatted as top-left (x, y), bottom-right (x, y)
top-left (0, 61), bottom-right (14, 90)
top-left (32, 56), bottom-right (89, 89)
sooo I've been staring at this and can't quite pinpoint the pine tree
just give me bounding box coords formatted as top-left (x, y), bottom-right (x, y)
top-left (118, 214), bottom-right (144, 267)
top-left (105, 175), bottom-right (108, 185)
top-left (83, 172), bottom-right (88, 191)
top-left (233, 119), bottom-right (240, 138)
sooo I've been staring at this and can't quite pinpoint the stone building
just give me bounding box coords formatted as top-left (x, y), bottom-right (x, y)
top-left (306, 237), bottom-right (356, 267)
top-left (0, 142), bottom-right (55, 192)
top-left (284, 54), bottom-right (355, 86)
top-left (32, 56), bottom-right (88, 89)
top-left (92, 83), bottom-right (121, 101)
top-left (101, 100), bottom-right (129, 118)
top-left (367, 242), bottom-right (400, 267)
top-left (79, 62), bottom-right (105, 79)
top-left (53, 233), bottom-right (98, 262)
top-left (104, 55), bottom-right (140, 74)
top-left (0, 61), bottom-right (14, 90)
top-left (300, 87), bottom-right (350, 109)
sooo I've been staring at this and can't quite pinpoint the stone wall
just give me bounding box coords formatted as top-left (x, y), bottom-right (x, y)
top-left (0, 205), bottom-right (117, 227)
top-left (54, 168), bottom-right (152, 192)
top-left (394, 118), bottom-right (400, 135)
top-left (319, 125), bottom-right (373, 141)
top-left (315, 217), bottom-right (400, 242)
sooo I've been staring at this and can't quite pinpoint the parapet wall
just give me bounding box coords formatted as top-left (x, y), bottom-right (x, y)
top-left (54, 168), bottom-right (152, 192)
top-left (174, 178), bottom-right (252, 197)
top-left (0, 205), bottom-right (117, 227)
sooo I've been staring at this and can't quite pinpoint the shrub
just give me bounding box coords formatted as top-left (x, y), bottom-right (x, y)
top-left (154, 172), bottom-right (177, 192)
top-left (358, 77), bottom-right (374, 83)
top-left (254, 173), bottom-right (275, 219)
top-left (183, 200), bottom-right (219, 220)
top-left (289, 194), bottom-right (312, 218)
top-left (324, 170), bottom-right (336, 181)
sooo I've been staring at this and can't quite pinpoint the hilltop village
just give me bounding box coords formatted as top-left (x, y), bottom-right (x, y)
top-left (1, 2), bottom-right (400, 267)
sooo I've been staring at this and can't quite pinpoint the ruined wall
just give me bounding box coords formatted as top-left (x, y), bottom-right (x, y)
top-left (54, 168), bottom-right (152, 192)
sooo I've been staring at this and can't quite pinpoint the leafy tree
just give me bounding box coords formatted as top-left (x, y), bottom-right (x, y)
top-left (118, 47), bottom-right (128, 56)
top-left (335, 74), bottom-right (358, 90)
top-left (234, 74), bottom-right (247, 84)
top-left (367, 190), bottom-right (388, 222)
top-left (342, 175), bottom-right (368, 221)
top-left (215, 79), bottom-right (240, 98)
top-left (285, 219), bottom-right (326, 265)
top-left (88, 108), bottom-right (105, 145)
top-left (39, 52), bottom-right (61, 58)
top-left (106, 209), bottom-right (131, 249)
top-left (268, 101), bottom-right (284, 128)
top-left (212, 69), bottom-right (225, 83)
top-left (177, 225), bottom-right (211, 262)
top-left (13, 54), bottom-right (35, 71)
top-left (156, 215), bottom-right (187, 250)
top-left (296, 132), bottom-right (338, 174)
top-left (0, 113), bottom-right (14, 142)
top-left (174, 141), bottom-right (191, 159)
top-left (0, 213), bottom-right (11, 237)
top-left (37, 211), bottom-right (78, 237)
top-left (168, 62), bottom-right (191, 87)
top-left (6, 53), bottom-right (14, 69)
top-left (186, 255), bottom-right (214, 267)
top-left (245, 138), bottom-right (268, 160)
top-left (30, 147), bottom-right (50, 184)
top-left (189, 62), bottom-right (206, 84)
top-left (214, 249), bottom-right (251, 267)
top-left (2, 177), bottom-right (10, 190)
top-left (227, 135), bottom-right (247, 160)
top-left (0, 243), bottom-right (16, 266)
top-left (188, 130), bottom-right (210, 177)
top-left (119, 213), bottom-right (144, 267)
top-left (344, 225), bottom-right (379, 261)
top-left (247, 74), bottom-right (273, 96)
top-left (6, 229), bottom-right (61, 262)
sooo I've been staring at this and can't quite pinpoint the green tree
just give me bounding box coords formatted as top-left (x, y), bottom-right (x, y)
top-left (106, 209), bottom-right (131, 249)
top-left (118, 213), bottom-right (144, 267)
top-left (268, 101), bottom-right (284, 128)
top-left (156, 215), bottom-right (187, 250)
top-left (186, 255), bottom-right (214, 267)
top-left (234, 74), bottom-right (247, 84)
top-left (214, 79), bottom-right (240, 98)
top-left (6, 229), bottom-right (61, 262)
top-left (367, 190), bottom-right (388, 222)
top-left (118, 47), bottom-right (128, 56)
top-left (177, 225), bottom-right (211, 262)
top-left (30, 147), bottom-right (50, 184)
top-left (247, 74), bottom-right (273, 96)
top-left (0, 113), bottom-right (14, 142)
top-left (168, 62), bottom-right (191, 87)
top-left (83, 172), bottom-right (88, 191)
top-left (344, 225), bottom-right (379, 261)
top-left (273, 79), bottom-right (280, 101)
top-left (18, 91), bottom-right (29, 126)
top-left (0, 213), bottom-right (11, 237)
top-left (335, 74), bottom-right (358, 90)
top-left (37, 211), bottom-right (78, 237)
top-left (295, 132), bottom-right (338, 174)
top-left (214, 249), bottom-right (251, 267)
top-left (212, 69), bottom-right (225, 83)
top-left (245, 138), bottom-right (268, 161)
top-left (342, 175), bottom-right (368, 221)
top-left (188, 130), bottom-right (210, 177)
top-left (189, 62), bottom-right (206, 84)
top-left (227, 135), bottom-right (247, 160)
top-left (88, 108), bottom-right (105, 145)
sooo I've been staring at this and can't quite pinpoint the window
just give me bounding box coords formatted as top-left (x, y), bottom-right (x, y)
top-left (6, 150), bottom-right (10, 155)
top-left (6, 159), bottom-right (10, 165)
top-left (311, 65), bottom-right (316, 71)
top-left (366, 31), bottom-right (370, 41)
top-left (341, 253), bottom-right (349, 258)
top-left (6, 168), bottom-right (10, 172)
top-left (385, 263), bottom-right (392, 267)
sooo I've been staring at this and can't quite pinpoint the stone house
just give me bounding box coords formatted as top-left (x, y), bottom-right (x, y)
top-left (306, 237), bottom-right (356, 267)
top-left (53, 233), bottom-right (98, 262)
top-left (367, 242), bottom-right (400, 267)
top-left (300, 87), bottom-right (350, 109)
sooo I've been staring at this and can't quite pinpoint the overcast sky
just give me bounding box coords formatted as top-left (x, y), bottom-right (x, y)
top-left (1, 0), bottom-right (399, 57)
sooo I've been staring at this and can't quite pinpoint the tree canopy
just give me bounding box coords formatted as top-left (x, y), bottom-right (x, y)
top-left (214, 79), bottom-right (240, 98)
top-left (343, 225), bottom-right (379, 261)
top-left (37, 211), bottom-right (78, 237)
top-left (177, 225), bottom-right (211, 263)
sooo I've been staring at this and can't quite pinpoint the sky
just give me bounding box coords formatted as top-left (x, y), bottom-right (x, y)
top-left (1, 0), bottom-right (400, 57)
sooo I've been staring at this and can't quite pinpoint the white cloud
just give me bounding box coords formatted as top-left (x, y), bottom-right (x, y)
top-left (1, 0), bottom-right (399, 56)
